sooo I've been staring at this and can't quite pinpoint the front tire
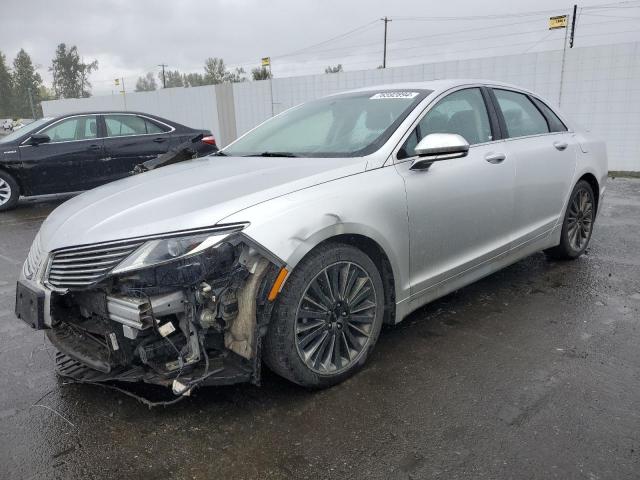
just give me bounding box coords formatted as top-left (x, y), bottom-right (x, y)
top-left (0, 171), bottom-right (19, 212)
top-left (545, 179), bottom-right (595, 260)
top-left (264, 242), bottom-right (385, 388)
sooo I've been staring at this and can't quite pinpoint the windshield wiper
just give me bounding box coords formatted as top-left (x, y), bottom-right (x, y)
top-left (213, 150), bottom-right (227, 156)
top-left (244, 151), bottom-right (298, 158)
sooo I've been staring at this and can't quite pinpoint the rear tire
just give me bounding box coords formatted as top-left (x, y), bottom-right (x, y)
top-left (0, 171), bottom-right (19, 212)
top-left (545, 180), bottom-right (595, 260)
top-left (263, 242), bottom-right (385, 388)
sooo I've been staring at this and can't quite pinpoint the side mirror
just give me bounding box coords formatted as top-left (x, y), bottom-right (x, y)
top-left (29, 134), bottom-right (50, 146)
top-left (410, 133), bottom-right (469, 170)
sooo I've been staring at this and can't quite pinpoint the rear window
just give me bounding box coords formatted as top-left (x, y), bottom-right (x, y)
top-left (105, 115), bottom-right (170, 137)
top-left (531, 97), bottom-right (567, 132)
top-left (493, 89), bottom-right (549, 138)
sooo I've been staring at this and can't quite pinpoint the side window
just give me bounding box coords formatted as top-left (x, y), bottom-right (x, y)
top-left (398, 88), bottom-right (492, 159)
top-left (531, 97), bottom-right (567, 132)
top-left (493, 89), bottom-right (549, 138)
top-left (41, 116), bottom-right (97, 143)
top-left (145, 118), bottom-right (169, 134)
top-left (105, 115), bottom-right (149, 137)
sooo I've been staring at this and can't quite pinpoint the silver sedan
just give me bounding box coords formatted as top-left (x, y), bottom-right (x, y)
top-left (15, 80), bottom-right (607, 394)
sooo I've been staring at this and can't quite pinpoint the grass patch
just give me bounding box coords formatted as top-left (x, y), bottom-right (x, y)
top-left (609, 171), bottom-right (640, 179)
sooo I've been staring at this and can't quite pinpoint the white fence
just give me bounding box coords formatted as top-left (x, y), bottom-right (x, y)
top-left (43, 41), bottom-right (640, 171)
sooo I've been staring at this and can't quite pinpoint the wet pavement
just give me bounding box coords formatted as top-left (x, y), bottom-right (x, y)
top-left (1, 179), bottom-right (639, 480)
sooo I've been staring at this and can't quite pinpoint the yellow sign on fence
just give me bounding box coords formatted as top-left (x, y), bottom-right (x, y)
top-left (261, 57), bottom-right (271, 67)
top-left (549, 15), bottom-right (568, 30)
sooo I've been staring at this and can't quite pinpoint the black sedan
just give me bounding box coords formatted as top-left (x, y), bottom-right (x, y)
top-left (0, 111), bottom-right (218, 211)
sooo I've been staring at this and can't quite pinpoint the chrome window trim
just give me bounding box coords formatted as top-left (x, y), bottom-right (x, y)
top-left (19, 113), bottom-right (175, 147)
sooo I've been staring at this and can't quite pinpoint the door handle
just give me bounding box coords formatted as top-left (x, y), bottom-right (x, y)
top-left (485, 152), bottom-right (506, 164)
top-left (153, 137), bottom-right (166, 143)
top-left (553, 141), bottom-right (568, 151)
top-left (88, 144), bottom-right (102, 151)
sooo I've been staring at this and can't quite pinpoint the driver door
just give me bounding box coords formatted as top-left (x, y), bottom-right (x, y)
top-left (19, 115), bottom-right (103, 195)
top-left (393, 87), bottom-right (515, 303)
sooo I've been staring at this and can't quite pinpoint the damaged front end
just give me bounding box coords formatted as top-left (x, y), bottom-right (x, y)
top-left (40, 224), bottom-right (282, 395)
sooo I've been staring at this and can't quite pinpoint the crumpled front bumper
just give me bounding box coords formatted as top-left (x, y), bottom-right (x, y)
top-left (16, 233), bottom-right (284, 393)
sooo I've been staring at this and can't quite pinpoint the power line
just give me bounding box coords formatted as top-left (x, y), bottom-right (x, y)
top-left (275, 19), bottom-right (379, 59)
top-left (273, 18), bottom-right (544, 59)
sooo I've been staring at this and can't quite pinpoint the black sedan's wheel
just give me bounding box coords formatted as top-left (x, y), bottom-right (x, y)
top-left (545, 180), bottom-right (596, 260)
top-left (0, 171), bottom-right (19, 212)
top-left (264, 243), bottom-right (384, 388)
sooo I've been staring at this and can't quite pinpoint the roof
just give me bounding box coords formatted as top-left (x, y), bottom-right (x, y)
top-left (50, 111), bottom-right (162, 118)
top-left (341, 78), bottom-right (535, 95)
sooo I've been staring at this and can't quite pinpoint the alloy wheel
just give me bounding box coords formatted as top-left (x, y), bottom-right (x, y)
top-left (0, 178), bottom-right (11, 206)
top-left (295, 261), bottom-right (377, 374)
top-left (567, 187), bottom-right (594, 251)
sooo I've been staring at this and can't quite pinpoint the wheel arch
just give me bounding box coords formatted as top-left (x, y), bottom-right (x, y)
top-left (0, 165), bottom-right (23, 195)
top-left (313, 233), bottom-right (397, 325)
top-left (577, 172), bottom-right (600, 213)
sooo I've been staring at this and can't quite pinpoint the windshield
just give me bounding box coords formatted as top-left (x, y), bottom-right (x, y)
top-left (0, 117), bottom-right (52, 144)
top-left (223, 90), bottom-right (430, 158)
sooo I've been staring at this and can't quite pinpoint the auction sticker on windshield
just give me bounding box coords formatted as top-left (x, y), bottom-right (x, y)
top-left (370, 92), bottom-right (419, 99)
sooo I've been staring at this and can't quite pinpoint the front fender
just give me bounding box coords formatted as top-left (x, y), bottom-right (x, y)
top-left (220, 166), bottom-right (411, 303)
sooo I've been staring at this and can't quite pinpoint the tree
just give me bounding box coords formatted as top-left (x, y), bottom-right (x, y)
top-left (227, 67), bottom-right (247, 83)
top-left (203, 57), bottom-right (226, 84)
top-left (251, 67), bottom-right (272, 81)
top-left (0, 51), bottom-right (12, 116)
top-left (135, 72), bottom-right (157, 91)
top-left (203, 58), bottom-right (246, 84)
top-left (183, 72), bottom-right (206, 87)
top-left (325, 64), bottom-right (343, 74)
top-left (50, 43), bottom-right (98, 98)
top-left (12, 49), bottom-right (43, 118)
top-left (161, 70), bottom-right (184, 88)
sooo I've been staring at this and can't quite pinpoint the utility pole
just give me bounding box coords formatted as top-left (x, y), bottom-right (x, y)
top-left (158, 64), bottom-right (167, 88)
top-left (569, 4), bottom-right (578, 48)
top-left (27, 87), bottom-right (36, 119)
top-left (269, 62), bottom-right (274, 116)
top-left (558, 10), bottom-right (571, 107)
top-left (381, 17), bottom-right (391, 68)
top-left (121, 77), bottom-right (127, 110)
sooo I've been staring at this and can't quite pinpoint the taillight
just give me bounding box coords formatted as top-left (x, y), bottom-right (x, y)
top-left (202, 136), bottom-right (216, 146)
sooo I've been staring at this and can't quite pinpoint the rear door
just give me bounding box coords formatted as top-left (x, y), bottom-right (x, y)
top-left (19, 115), bottom-right (102, 195)
top-left (97, 114), bottom-right (173, 185)
top-left (394, 87), bottom-right (515, 299)
top-left (489, 88), bottom-right (577, 247)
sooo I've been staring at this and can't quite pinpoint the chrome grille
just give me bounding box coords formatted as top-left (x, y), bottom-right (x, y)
top-left (47, 240), bottom-right (143, 289)
top-left (23, 233), bottom-right (44, 280)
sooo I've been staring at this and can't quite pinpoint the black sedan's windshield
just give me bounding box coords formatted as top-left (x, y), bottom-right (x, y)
top-left (223, 90), bottom-right (430, 158)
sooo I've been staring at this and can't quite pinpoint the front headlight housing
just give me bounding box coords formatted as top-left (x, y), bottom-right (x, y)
top-left (112, 231), bottom-right (235, 275)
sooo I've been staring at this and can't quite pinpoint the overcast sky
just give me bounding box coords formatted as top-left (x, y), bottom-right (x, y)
top-left (1, 0), bottom-right (639, 95)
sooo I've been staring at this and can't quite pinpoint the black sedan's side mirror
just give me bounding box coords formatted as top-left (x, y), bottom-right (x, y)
top-left (29, 134), bottom-right (50, 146)
top-left (410, 133), bottom-right (469, 170)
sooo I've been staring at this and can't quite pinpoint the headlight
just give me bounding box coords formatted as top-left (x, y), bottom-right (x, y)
top-left (112, 232), bottom-right (231, 275)
top-left (23, 232), bottom-right (44, 280)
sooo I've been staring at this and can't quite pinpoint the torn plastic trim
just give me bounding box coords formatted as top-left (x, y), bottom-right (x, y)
top-left (48, 233), bottom-right (287, 393)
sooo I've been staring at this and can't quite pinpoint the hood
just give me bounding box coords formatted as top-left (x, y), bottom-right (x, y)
top-left (39, 155), bottom-right (365, 251)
